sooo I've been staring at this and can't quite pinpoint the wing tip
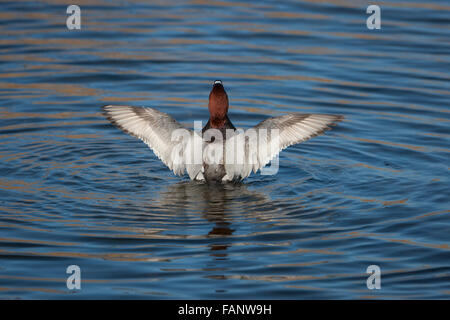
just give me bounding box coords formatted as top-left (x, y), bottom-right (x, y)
top-left (101, 105), bottom-right (111, 118)
top-left (330, 114), bottom-right (344, 125)
top-left (298, 114), bottom-right (344, 140)
top-left (101, 105), bottom-right (136, 137)
top-left (101, 104), bottom-right (132, 114)
top-left (101, 105), bottom-right (123, 120)
top-left (319, 114), bottom-right (344, 135)
top-left (322, 114), bottom-right (344, 131)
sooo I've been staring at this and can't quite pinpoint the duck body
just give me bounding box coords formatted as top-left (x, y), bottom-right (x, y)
top-left (103, 80), bottom-right (343, 182)
top-left (201, 111), bottom-right (237, 182)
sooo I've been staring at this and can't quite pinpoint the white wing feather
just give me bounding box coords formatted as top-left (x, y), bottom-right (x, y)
top-left (224, 113), bottom-right (343, 180)
top-left (102, 105), bottom-right (203, 180)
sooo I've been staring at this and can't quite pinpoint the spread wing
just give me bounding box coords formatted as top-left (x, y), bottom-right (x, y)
top-left (102, 105), bottom-right (203, 180)
top-left (224, 113), bottom-right (343, 180)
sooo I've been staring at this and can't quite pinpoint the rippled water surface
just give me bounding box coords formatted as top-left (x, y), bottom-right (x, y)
top-left (0, 0), bottom-right (449, 299)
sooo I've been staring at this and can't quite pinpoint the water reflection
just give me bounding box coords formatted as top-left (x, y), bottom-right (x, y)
top-left (158, 181), bottom-right (270, 258)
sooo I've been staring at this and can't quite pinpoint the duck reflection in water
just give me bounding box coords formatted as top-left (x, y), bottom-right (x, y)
top-left (158, 181), bottom-right (270, 258)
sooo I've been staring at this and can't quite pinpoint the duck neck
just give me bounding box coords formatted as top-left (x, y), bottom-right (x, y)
top-left (202, 115), bottom-right (235, 134)
top-left (210, 116), bottom-right (227, 129)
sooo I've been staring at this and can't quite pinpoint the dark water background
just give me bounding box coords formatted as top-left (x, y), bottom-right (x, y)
top-left (0, 0), bottom-right (449, 299)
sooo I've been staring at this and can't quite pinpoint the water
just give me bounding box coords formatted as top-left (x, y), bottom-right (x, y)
top-left (0, 0), bottom-right (449, 299)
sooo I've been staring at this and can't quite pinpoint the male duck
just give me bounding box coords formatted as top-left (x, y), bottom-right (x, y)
top-left (103, 80), bottom-right (343, 182)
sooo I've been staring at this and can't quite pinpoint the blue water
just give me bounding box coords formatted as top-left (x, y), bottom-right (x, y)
top-left (0, 0), bottom-right (449, 299)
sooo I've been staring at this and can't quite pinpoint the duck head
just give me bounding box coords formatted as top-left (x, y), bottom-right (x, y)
top-left (208, 80), bottom-right (229, 128)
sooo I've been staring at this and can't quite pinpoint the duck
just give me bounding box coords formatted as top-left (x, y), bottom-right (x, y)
top-left (102, 80), bottom-right (343, 182)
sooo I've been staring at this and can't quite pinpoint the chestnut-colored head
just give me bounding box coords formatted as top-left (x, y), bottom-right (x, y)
top-left (208, 80), bottom-right (229, 127)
